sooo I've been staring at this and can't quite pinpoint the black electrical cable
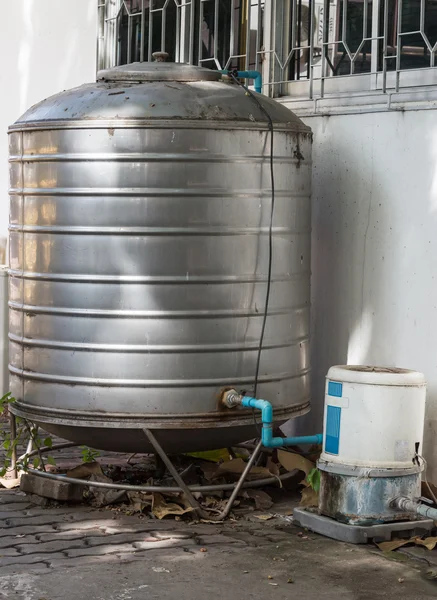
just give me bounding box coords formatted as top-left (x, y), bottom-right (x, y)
top-left (228, 71), bottom-right (275, 432)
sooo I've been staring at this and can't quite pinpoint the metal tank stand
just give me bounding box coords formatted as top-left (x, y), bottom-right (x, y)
top-left (9, 425), bottom-right (296, 521)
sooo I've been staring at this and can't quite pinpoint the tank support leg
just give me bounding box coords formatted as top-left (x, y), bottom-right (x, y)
top-left (143, 428), bottom-right (208, 520)
top-left (213, 439), bottom-right (263, 520)
top-left (142, 429), bottom-right (264, 521)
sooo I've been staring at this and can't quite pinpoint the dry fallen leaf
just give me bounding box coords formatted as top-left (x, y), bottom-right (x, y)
top-left (128, 491), bottom-right (153, 513)
top-left (86, 474), bottom-right (126, 507)
top-left (0, 477), bottom-right (20, 489)
top-left (415, 536), bottom-right (437, 550)
top-left (277, 450), bottom-right (315, 477)
top-left (377, 539), bottom-right (411, 552)
top-left (254, 514), bottom-right (274, 521)
top-left (299, 480), bottom-right (319, 507)
top-left (244, 489), bottom-right (273, 510)
top-left (152, 493), bottom-right (194, 519)
top-left (266, 456), bottom-right (280, 477)
top-left (197, 461), bottom-right (220, 482)
top-left (216, 458), bottom-right (275, 480)
top-left (66, 462), bottom-right (104, 479)
top-left (377, 536), bottom-right (437, 552)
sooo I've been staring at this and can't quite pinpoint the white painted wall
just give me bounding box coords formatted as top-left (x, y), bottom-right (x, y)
top-left (0, 0), bottom-right (97, 242)
top-left (0, 0), bottom-right (96, 396)
top-left (283, 106), bottom-right (437, 480)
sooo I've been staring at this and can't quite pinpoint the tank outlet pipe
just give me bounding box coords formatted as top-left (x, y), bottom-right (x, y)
top-left (219, 69), bottom-right (262, 93)
top-left (221, 389), bottom-right (323, 448)
top-left (390, 496), bottom-right (437, 520)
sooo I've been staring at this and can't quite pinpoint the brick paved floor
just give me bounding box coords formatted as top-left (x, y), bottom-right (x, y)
top-left (0, 488), bottom-right (436, 599)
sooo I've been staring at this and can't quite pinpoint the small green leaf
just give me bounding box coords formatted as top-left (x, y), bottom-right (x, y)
top-left (43, 437), bottom-right (53, 448)
top-left (2, 439), bottom-right (11, 450)
top-left (0, 392), bottom-right (13, 406)
top-left (47, 456), bottom-right (56, 466)
top-left (307, 467), bottom-right (321, 493)
top-left (33, 457), bottom-right (41, 468)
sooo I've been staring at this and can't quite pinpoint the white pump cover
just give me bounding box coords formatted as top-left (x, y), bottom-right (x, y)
top-left (320, 365), bottom-right (426, 470)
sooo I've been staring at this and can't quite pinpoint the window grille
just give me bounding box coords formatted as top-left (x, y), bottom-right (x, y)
top-left (97, 0), bottom-right (437, 99)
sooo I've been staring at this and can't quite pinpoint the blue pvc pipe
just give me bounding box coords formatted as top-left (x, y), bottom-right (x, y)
top-left (218, 70), bottom-right (262, 93)
top-left (241, 396), bottom-right (323, 449)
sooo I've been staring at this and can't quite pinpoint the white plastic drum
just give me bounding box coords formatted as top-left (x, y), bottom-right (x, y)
top-left (320, 366), bottom-right (426, 469)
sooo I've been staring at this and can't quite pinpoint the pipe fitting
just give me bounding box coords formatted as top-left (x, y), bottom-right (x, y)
top-left (222, 391), bottom-right (323, 449)
top-left (218, 70), bottom-right (263, 93)
top-left (391, 496), bottom-right (437, 520)
top-left (221, 389), bottom-right (243, 409)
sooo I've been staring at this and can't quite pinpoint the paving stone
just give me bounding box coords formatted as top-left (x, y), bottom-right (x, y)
top-left (47, 555), bottom-right (123, 569)
top-left (85, 532), bottom-right (177, 547)
top-left (65, 537), bottom-right (192, 559)
top-left (17, 539), bottom-right (87, 554)
top-left (0, 502), bottom-right (34, 511)
top-left (132, 538), bottom-right (196, 551)
top-left (37, 529), bottom-right (108, 543)
top-left (17, 531), bottom-right (182, 554)
top-left (5, 510), bottom-right (111, 527)
top-left (0, 552), bottom-right (65, 568)
top-left (148, 530), bottom-right (194, 540)
top-left (20, 473), bottom-right (83, 502)
top-left (0, 548), bottom-right (21, 557)
top-left (0, 535), bottom-right (40, 549)
top-left (66, 543), bottom-right (137, 558)
top-left (195, 534), bottom-right (243, 545)
top-left (25, 493), bottom-right (51, 507)
top-left (47, 548), bottom-right (179, 570)
top-left (0, 524), bottom-right (58, 538)
top-left (0, 562), bottom-right (49, 576)
top-left (100, 524), bottom-right (154, 535)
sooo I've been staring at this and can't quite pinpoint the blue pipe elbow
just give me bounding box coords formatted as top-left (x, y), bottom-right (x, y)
top-left (218, 69), bottom-right (262, 93)
top-left (241, 395), bottom-right (323, 449)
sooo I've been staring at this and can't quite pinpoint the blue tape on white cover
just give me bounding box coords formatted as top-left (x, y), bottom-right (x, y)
top-left (328, 381), bottom-right (343, 397)
top-left (325, 405), bottom-right (341, 455)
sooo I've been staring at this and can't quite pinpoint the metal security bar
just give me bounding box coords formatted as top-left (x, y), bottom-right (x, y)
top-left (97, 0), bottom-right (437, 99)
top-left (98, 0), bottom-right (265, 72)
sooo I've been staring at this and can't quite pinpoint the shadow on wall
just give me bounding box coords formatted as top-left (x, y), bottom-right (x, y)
top-left (289, 110), bottom-right (437, 485)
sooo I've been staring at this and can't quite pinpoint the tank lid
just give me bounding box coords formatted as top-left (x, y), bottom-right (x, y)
top-left (327, 365), bottom-right (426, 387)
top-left (97, 59), bottom-right (221, 83)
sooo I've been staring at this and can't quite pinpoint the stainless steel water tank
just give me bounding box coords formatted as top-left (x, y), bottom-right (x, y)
top-left (8, 61), bottom-right (312, 453)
